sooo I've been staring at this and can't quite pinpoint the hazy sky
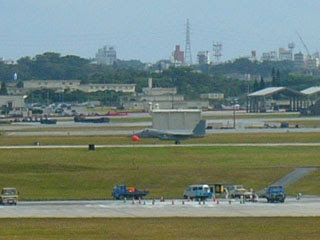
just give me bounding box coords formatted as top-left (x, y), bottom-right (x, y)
top-left (1, 0), bottom-right (319, 62)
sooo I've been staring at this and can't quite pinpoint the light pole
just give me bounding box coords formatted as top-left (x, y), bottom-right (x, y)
top-left (233, 99), bottom-right (237, 129)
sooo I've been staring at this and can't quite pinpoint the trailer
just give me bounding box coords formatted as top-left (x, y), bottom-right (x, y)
top-left (112, 185), bottom-right (149, 200)
top-left (40, 119), bottom-right (57, 124)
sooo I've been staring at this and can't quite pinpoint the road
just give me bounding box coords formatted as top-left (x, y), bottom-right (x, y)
top-left (1, 197), bottom-right (319, 217)
top-left (5, 125), bottom-right (320, 136)
top-left (271, 168), bottom-right (318, 188)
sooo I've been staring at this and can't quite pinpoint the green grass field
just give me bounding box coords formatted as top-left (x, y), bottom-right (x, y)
top-left (0, 217), bottom-right (319, 240)
top-left (2, 131), bottom-right (320, 146)
top-left (0, 146), bottom-right (319, 200)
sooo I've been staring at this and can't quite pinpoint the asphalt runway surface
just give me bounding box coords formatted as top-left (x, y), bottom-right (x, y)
top-left (0, 197), bottom-right (319, 218)
top-left (2, 113), bottom-right (320, 136)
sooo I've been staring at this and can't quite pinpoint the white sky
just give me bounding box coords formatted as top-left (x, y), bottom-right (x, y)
top-left (0, 0), bottom-right (319, 62)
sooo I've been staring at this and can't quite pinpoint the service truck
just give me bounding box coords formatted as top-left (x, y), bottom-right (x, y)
top-left (261, 186), bottom-right (286, 203)
top-left (112, 185), bottom-right (149, 200)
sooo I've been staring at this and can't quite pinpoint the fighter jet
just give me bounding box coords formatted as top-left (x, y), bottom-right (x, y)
top-left (132, 120), bottom-right (206, 144)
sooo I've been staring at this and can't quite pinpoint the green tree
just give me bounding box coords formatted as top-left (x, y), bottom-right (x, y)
top-left (259, 77), bottom-right (265, 90)
top-left (0, 82), bottom-right (8, 95)
top-left (271, 67), bottom-right (276, 87)
top-left (276, 69), bottom-right (281, 86)
top-left (253, 79), bottom-right (259, 91)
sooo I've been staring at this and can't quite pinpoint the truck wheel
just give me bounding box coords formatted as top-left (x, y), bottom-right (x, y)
top-left (183, 195), bottom-right (188, 199)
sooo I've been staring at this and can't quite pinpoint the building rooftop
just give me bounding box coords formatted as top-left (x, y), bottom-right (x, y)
top-left (300, 87), bottom-right (320, 95)
top-left (248, 87), bottom-right (286, 97)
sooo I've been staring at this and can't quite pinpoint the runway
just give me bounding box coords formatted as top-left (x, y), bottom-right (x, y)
top-left (1, 197), bottom-right (319, 218)
top-left (1, 142), bottom-right (320, 149)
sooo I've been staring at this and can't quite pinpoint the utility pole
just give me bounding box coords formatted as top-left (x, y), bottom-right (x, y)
top-left (233, 99), bottom-right (237, 129)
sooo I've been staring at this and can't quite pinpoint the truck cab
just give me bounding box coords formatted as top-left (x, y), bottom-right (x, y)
top-left (263, 186), bottom-right (286, 203)
top-left (183, 184), bottom-right (213, 200)
top-left (0, 188), bottom-right (18, 205)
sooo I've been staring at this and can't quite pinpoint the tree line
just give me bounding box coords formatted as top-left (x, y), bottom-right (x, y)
top-left (1, 52), bottom-right (320, 102)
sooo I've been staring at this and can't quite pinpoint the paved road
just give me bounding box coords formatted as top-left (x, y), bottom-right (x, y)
top-left (256, 167), bottom-right (318, 195)
top-left (1, 142), bottom-right (320, 149)
top-left (271, 167), bottom-right (318, 188)
top-left (0, 197), bottom-right (319, 218)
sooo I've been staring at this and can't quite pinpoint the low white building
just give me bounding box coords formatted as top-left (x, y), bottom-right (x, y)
top-left (78, 84), bottom-right (136, 93)
top-left (0, 95), bottom-right (25, 111)
top-left (142, 78), bottom-right (177, 96)
top-left (23, 80), bottom-right (81, 91)
top-left (22, 80), bottom-right (136, 94)
top-left (200, 93), bottom-right (224, 100)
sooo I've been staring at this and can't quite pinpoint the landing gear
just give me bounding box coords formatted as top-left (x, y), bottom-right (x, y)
top-left (175, 140), bottom-right (181, 145)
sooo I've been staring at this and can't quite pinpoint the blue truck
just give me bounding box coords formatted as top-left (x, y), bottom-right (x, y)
top-left (261, 186), bottom-right (286, 203)
top-left (112, 185), bottom-right (149, 200)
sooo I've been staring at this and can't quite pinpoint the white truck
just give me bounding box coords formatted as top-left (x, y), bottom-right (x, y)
top-left (183, 184), bottom-right (213, 200)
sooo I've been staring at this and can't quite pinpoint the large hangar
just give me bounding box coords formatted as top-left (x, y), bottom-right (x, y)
top-left (247, 87), bottom-right (305, 112)
top-left (300, 87), bottom-right (320, 115)
top-left (151, 109), bottom-right (201, 130)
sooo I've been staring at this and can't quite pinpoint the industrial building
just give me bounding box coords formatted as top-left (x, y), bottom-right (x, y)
top-left (121, 78), bottom-right (209, 110)
top-left (197, 51), bottom-right (210, 65)
top-left (279, 48), bottom-right (292, 61)
top-left (151, 108), bottom-right (201, 130)
top-left (261, 51), bottom-right (277, 61)
top-left (294, 52), bottom-right (305, 69)
top-left (172, 45), bottom-right (184, 64)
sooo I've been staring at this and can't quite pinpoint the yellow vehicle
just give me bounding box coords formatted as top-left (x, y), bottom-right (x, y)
top-left (0, 188), bottom-right (18, 205)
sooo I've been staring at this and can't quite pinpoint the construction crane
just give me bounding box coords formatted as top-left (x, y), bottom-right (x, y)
top-left (296, 32), bottom-right (311, 58)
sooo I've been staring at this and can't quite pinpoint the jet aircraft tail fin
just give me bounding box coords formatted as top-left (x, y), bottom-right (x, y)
top-left (193, 120), bottom-right (206, 137)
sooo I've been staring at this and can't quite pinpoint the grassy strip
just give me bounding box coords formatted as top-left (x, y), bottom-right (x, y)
top-left (265, 120), bottom-right (320, 128)
top-left (203, 113), bottom-right (300, 120)
top-left (0, 217), bottom-right (319, 240)
top-left (2, 132), bottom-right (320, 146)
top-left (0, 146), bottom-right (319, 200)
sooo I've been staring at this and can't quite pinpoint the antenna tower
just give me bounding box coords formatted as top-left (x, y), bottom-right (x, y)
top-left (213, 42), bottom-right (222, 63)
top-left (185, 19), bottom-right (192, 65)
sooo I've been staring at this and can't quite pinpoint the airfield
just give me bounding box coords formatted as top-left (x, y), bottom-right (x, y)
top-left (0, 110), bottom-right (319, 239)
